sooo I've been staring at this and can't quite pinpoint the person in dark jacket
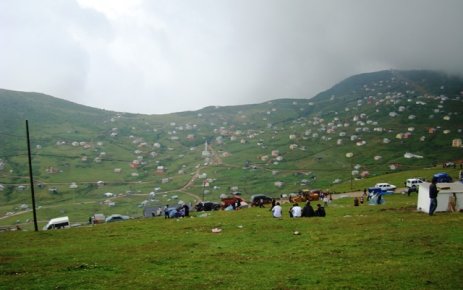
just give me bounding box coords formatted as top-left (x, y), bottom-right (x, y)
top-left (429, 177), bottom-right (439, 216)
top-left (270, 198), bottom-right (276, 210)
top-left (301, 201), bottom-right (315, 217)
top-left (315, 204), bottom-right (326, 217)
top-left (164, 205), bottom-right (169, 219)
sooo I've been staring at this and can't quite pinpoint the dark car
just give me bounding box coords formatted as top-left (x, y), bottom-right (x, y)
top-left (250, 195), bottom-right (274, 206)
top-left (195, 201), bottom-right (221, 212)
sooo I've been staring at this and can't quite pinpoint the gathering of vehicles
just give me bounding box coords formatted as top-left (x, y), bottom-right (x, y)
top-left (42, 170), bottom-right (461, 230)
top-left (404, 173), bottom-right (454, 195)
top-left (367, 172), bottom-right (458, 199)
top-left (42, 213), bottom-right (131, 230)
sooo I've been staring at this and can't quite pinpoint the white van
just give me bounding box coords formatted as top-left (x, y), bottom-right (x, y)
top-left (43, 216), bottom-right (70, 230)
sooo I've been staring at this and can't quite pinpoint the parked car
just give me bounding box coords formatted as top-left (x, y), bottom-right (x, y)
top-left (374, 183), bottom-right (396, 192)
top-left (250, 194), bottom-right (274, 206)
top-left (195, 201), bottom-right (221, 212)
top-left (433, 172), bottom-right (452, 183)
top-left (220, 196), bottom-right (244, 209)
top-left (105, 214), bottom-right (129, 223)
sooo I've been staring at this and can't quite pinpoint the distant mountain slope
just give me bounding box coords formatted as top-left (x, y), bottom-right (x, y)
top-left (313, 70), bottom-right (463, 102)
top-left (0, 89), bottom-right (116, 156)
top-left (0, 89), bottom-right (118, 135)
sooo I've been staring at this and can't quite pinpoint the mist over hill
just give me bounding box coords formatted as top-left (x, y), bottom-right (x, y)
top-left (1, 69), bottom-right (463, 222)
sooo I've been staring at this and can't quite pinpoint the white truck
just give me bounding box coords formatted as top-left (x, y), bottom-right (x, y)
top-left (406, 178), bottom-right (423, 189)
top-left (405, 178), bottom-right (424, 195)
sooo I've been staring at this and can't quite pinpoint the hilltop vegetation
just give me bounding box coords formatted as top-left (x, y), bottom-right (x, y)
top-left (0, 70), bottom-right (462, 229)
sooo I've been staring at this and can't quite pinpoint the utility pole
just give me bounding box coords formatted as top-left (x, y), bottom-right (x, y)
top-left (202, 180), bottom-right (206, 201)
top-left (26, 120), bottom-right (39, 231)
top-left (350, 156), bottom-right (353, 191)
top-left (346, 152), bottom-right (354, 191)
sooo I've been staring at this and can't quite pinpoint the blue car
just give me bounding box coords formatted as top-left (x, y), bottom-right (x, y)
top-left (433, 173), bottom-right (452, 183)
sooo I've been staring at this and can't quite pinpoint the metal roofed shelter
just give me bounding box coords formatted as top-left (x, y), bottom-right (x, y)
top-left (417, 182), bottom-right (463, 213)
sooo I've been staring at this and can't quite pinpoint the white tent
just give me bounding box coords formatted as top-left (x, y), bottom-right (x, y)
top-left (417, 182), bottom-right (463, 213)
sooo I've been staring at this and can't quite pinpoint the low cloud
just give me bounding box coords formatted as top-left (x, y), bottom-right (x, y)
top-left (1, 0), bottom-right (462, 114)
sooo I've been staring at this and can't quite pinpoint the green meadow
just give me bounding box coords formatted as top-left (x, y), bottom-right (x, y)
top-left (1, 194), bottom-right (462, 290)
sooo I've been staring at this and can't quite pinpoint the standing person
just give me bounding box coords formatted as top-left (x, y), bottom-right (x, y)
top-left (429, 177), bottom-right (439, 216)
top-left (272, 202), bottom-right (282, 218)
top-left (164, 205), bottom-right (169, 219)
top-left (448, 192), bottom-right (457, 212)
top-left (270, 198), bottom-right (276, 210)
top-left (290, 203), bottom-right (302, 218)
top-left (377, 193), bottom-right (383, 205)
top-left (323, 194), bottom-right (330, 207)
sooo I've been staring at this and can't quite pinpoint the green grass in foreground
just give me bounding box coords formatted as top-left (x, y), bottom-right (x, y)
top-left (0, 194), bottom-right (462, 290)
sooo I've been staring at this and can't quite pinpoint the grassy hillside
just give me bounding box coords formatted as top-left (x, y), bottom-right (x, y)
top-left (1, 195), bottom-right (462, 289)
top-left (1, 69), bottom-right (463, 229)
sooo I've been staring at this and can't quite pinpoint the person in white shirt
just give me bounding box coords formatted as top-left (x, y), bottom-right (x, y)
top-left (271, 202), bottom-right (282, 218)
top-left (323, 195), bottom-right (330, 207)
top-left (290, 203), bottom-right (302, 218)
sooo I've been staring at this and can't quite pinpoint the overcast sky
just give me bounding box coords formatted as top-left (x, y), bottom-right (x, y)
top-left (1, 0), bottom-right (462, 114)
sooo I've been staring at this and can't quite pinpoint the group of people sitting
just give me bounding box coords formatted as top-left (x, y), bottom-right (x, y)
top-left (271, 201), bottom-right (326, 218)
